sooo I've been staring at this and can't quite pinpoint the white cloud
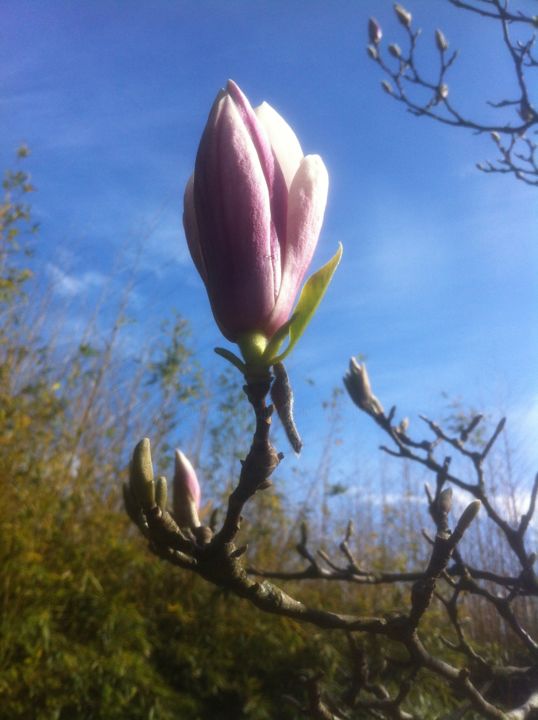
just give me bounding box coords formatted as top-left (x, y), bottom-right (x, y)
top-left (46, 263), bottom-right (106, 297)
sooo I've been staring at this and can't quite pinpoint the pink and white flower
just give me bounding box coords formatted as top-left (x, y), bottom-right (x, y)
top-left (183, 80), bottom-right (329, 344)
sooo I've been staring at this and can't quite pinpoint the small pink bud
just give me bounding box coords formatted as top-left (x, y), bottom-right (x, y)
top-left (173, 449), bottom-right (201, 528)
top-left (183, 80), bottom-right (328, 344)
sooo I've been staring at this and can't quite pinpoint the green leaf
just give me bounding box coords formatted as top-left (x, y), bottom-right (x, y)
top-left (272, 243), bottom-right (343, 364)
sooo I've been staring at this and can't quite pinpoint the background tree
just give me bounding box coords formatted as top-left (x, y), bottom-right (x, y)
top-left (367, 1), bottom-right (538, 186)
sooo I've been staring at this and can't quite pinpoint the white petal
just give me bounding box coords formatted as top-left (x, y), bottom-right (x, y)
top-left (285, 154), bottom-right (328, 282)
top-left (255, 101), bottom-right (303, 189)
top-left (265, 155), bottom-right (329, 335)
top-left (209, 96), bottom-right (278, 331)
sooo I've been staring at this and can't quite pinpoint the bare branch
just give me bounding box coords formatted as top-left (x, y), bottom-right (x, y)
top-left (366, 0), bottom-right (538, 185)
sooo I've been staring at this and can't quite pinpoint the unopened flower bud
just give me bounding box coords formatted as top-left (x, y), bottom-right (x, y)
top-left (130, 438), bottom-right (155, 510)
top-left (123, 482), bottom-right (149, 535)
top-left (438, 83), bottom-right (449, 100)
top-left (343, 358), bottom-right (384, 416)
top-left (397, 417), bottom-right (409, 434)
top-left (490, 131), bottom-right (501, 144)
top-left (367, 44), bottom-right (379, 60)
top-left (438, 487), bottom-right (453, 514)
top-left (394, 4), bottom-right (412, 28)
top-left (389, 43), bottom-right (402, 59)
top-left (453, 500), bottom-right (481, 541)
top-left (457, 500), bottom-right (481, 529)
top-left (381, 80), bottom-right (393, 95)
top-left (184, 80), bottom-right (331, 350)
top-left (368, 17), bottom-right (383, 45)
top-left (173, 449), bottom-right (201, 528)
top-left (435, 29), bottom-right (448, 52)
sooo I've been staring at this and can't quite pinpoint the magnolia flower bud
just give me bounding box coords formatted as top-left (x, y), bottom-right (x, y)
top-left (453, 500), bottom-right (481, 542)
top-left (381, 80), bottom-right (393, 95)
top-left (183, 80), bottom-right (329, 348)
top-left (389, 43), bottom-right (402, 59)
top-left (490, 131), bottom-right (501, 144)
top-left (130, 438), bottom-right (155, 510)
top-left (435, 29), bottom-right (449, 52)
top-left (438, 83), bottom-right (449, 100)
top-left (438, 487), bottom-right (453, 514)
top-left (367, 44), bottom-right (379, 60)
top-left (173, 449), bottom-right (201, 529)
top-left (368, 18), bottom-right (382, 45)
top-left (343, 358), bottom-right (384, 416)
top-left (394, 4), bottom-right (412, 28)
top-left (397, 417), bottom-right (409, 434)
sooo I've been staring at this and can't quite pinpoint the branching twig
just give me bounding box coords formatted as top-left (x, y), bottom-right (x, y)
top-left (122, 357), bottom-right (538, 719)
top-left (366, 1), bottom-right (538, 186)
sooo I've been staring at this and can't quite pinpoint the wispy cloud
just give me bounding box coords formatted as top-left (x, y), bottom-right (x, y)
top-left (46, 263), bottom-right (107, 297)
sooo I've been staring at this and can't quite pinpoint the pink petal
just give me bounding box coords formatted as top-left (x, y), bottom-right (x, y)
top-left (173, 449), bottom-right (201, 528)
top-left (226, 80), bottom-right (275, 189)
top-left (174, 449), bottom-right (201, 508)
top-left (194, 95), bottom-right (278, 338)
top-left (227, 80), bottom-right (288, 252)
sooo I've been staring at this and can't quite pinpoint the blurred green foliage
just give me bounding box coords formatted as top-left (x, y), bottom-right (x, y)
top-left (0, 153), bottom-right (529, 719)
top-left (0, 152), bottom-right (343, 719)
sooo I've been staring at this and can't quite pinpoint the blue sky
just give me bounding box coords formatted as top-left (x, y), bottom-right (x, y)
top-left (2, 0), bottom-right (537, 499)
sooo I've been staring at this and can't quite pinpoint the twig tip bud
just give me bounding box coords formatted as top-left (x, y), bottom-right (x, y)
top-left (454, 500), bottom-right (481, 539)
top-left (435, 29), bottom-right (448, 52)
top-left (368, 17), bottom-right (383, 45)
top-left (130, 437), bottom-right (155, 510)
top-left (438, 83), bottom-right (449, 100)
top-left (382, 80), bottom-right (393, 95)
top-left (439, 487), bottom-right (453, 514)
top-left (394, 4), bottom-right (412, 28)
